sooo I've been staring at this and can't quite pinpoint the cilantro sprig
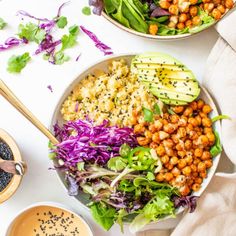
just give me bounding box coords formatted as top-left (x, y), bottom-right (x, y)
top-left (7, 52), bottom-right (31, 73)
top-left (0, 17), bottom-right (7, 30)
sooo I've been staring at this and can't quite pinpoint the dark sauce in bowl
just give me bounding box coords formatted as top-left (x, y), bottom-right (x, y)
top-left (0, 139), bottom-right (13, 192)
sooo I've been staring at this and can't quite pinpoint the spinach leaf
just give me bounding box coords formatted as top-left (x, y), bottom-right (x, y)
top-left (112, 0), bottom-right (130, 28)
top-left (104, 0), bottom-right (117, 14)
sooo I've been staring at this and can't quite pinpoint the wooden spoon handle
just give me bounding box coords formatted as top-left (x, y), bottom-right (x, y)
top-left (0, 80), bottom-right (59, 145)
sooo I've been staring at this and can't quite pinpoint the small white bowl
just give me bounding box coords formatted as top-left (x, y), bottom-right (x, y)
top-left (6, 201), bottom-right (93, 236)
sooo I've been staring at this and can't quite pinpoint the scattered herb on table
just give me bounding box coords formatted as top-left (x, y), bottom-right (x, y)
top-left (82, 6), bottom-right (91, 16)
top-left (56, 16), bottom-right (68, 29)
top-left (0, 17), bottom-right (7, 30)
top-left (7, 52), bottom-right (31, 73)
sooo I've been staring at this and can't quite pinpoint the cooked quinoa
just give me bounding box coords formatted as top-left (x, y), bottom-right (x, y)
top-left (61, 60), bottom-right (157, 126)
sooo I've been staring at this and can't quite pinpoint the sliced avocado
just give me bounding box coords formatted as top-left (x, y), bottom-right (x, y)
top-left (132, 52), bottom-right (183, 66)
top-left (150, 87), bottom-right (196, 103)
top-left (131, 52), bottom-right (200, 106)
top-left (160, 98), bottom-right (188, 105)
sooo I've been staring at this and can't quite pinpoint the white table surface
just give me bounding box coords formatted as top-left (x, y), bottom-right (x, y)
top-left (0, 0), bottom-right (234, 235)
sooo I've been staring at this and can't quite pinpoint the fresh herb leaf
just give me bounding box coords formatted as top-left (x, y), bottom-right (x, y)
top-left (0, 17), bottom-right (7, 30)
top-left (56, 16), bottom-right (68, 28)
top-left (167, 108), bottom-right (176, 115)
top-left (147, 172), bottom-right (155, 180)
top-left (212, 115), bottom-right (231, 123)
top-left (7, 52), bottom-right (31, 73)
top-left (54, 51), bottom-right (70, 65)
top-left (77, 162), bottom-right (85, 171)
top-left (154, 103), bottom-right (161, 115)
top-left (210, 131), bottom-right (222, 157)
top-left (69, 25), bottom-right (79, 36)
top-left (142, 107), bottom-right (153, 122)
top-left (82, 6), bottom-right (91, 16)
top-left (119, 143), bottom-right (131, 157)
top-left (18, 22), bottom-right (46, 44)
top-left (107, 156), bottom-right (127, 172)
top-left (90, 202), bottom-right (116, 231)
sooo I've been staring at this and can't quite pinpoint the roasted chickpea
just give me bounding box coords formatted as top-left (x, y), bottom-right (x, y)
top-left (202, 117), bottom-right (212, 127)
top-left (197, 99), bottom-right (205, 109)
top-left (225, 0), bottom-right (234, 9)
top-left (169, 15), bottom-right (179, 24)
top-left (200, 170), bottom-right (207, 178)
top-left (152, 132), bottom-right (160, 143)
top-left (134, 124), bottom-right (145, 134)
top-left (177, 22), bottom-right (185, 30)
top-left (156, 173), bottom-right (165, 182)
top-left (190, 0), bottom-right (198, 4)
top-left (193, 159), bottom-right (201, 166)
top-left (137, 137), bottom-right (150, 146)
top-left (163, 123), bottom-right (177, 134)
top-left (177, 127), bottom-right (187, 138)
top-left (190, 164), bottom-right (197, 172)
top-left (217, 5), bottom-right (226, 14)
top-left (159, 131), bottom-right (170, 140)
top-left (172, 167), bottom-right (181, 176)
top-left (194, 177), bottom-right (203, 184)
top-left (194, 148), bottom-right (203, 157)
top-left (159, 0), bottom-right (171, 9)
top-left (166, 163), bottom-right (174, 170)
top-left (198, 135), bottom-right (209, 147)
top-left (213, 0), bottom-right (221, 4)
top-left (179, 13), bottom-right (188, 23)
top-left (154, 120), bottom-right (163, 131)
top-left (204, 127), bottom-right (213, 134)
top-left (204, 159), bottom-right (213, 168)
top-left (176, 142), bottom-right (184, 151)
top-left (183, 107), bottom-right (193, 117)
top-left (170, 156), bottom-right (179, 165)
top-left (168, 21), bottom-right (177, 29)
top-left (192, 16), bottom-right (202, 26)
top-left (156, 145), bottom-right (166, 156)
top-left (165, 147), bottom-right (175, 156)
top-left (185, 155), bottom-right (193, 165)
top-left (161, 155), bottom-right (169, 165)
top-left (149, 124), bottom-right (157, 133)
top-left (203, 0), bottom-right (211, 2)
top-left (171, 134), bottom-right (179, 144)
top-left (190, 6), bottom-right (198, 16)
top-left (172, 106), bottom-right (184, 114)
top-left (182, 166), bottom-right (192, 176)
top-left (204, 3), bottom-right (214, 13)
top-left (199, 111), bottom-right (207, 118)
top-left (170, 114), bottom-right (180, 123)
top-left (188, 117), bottom-right (199, 127)
top-left (212, 8), bottom-right (222, 20)
top-left (165, 172), bottom-right (174, 181)
top-left (150, 142), bottom-right (158, 149)
top-left (195, 115), bottom-right (202, 126)
top-left (149, 24), bottom-right (158, 35)
top-left (178, 150), bottom-right (186, 158)
top-left (185, 20), bottom-right (192, 27)
top-left (130, 116), bottom-right (137, 125)
top-left (173, 0), bottom-right (178, 4)
top-left (178, 159), bottom-right (187, 169)
top-left (169, 4), bottom-right (179, 15)
top-left (190, 101), bottom-right (198, 110)
top-left (179, 185), bottom-right (191, 196)
top-left (145, 130), bottom-right (152, 139)
top-left (175, 175), bottom-right (187, 185)
top-left (185, 139), bottom-right (192, 150)
top-left (202, 104), bottom-right (212, 114)
top-left (206, 132), bottom-right (215, 143)
top-left (198, 162), bottom-right (207, 172)
top-left (186, 123), bottom-right (194, 133)
top-left (163, 139), bottom-right (174, 148)
top-left (192, 183), bottom-right (201, 191)
top-left (201, 151), bottom-right (211, 160)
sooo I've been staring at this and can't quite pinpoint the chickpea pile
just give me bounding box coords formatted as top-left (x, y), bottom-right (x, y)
top-left (155, 0), bottom-right (234, 31)
top-left (133, 99), bottom-right (215, 196)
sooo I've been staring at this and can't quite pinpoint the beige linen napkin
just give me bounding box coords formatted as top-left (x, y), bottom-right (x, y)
top-left (138, 9), bottom-right (236, 236)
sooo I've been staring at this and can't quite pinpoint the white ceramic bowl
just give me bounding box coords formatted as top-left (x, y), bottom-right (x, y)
top-left (50, 54), bottom-right (221, 231)
top-left (6, 201), bottom-right (93, 236)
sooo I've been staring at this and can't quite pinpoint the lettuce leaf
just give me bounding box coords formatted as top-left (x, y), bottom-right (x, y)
top-left (90, 202), bottom-right (116, 231)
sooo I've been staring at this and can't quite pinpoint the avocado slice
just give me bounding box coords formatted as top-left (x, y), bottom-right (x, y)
top-left (131, 52), bottom-right (200, 105)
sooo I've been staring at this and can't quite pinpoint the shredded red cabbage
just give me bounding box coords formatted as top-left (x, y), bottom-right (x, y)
top-left (0, 37), bottom-right (28, 51)
top-left (173, 195), bottom-right (198, 213)
top-left (89, 0), bottom-right (104, 15)
top-left (75, 53), bottom-right (81, 62)
top-left (47, 85), bottom-right (53, 93)
top-left (150, 7), bottom-right (170, 17)
top-left (53, 119), bottom-right (137, 166)
top-left (80, 26), bottom-right (113, 56)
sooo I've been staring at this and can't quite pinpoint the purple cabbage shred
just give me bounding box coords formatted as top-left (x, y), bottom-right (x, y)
top-left (80, 25), bottom-right (113, 56)
top-left (89, 0), bottom-right (104, 15)
top-left (53, 119), bottom-right (137, 166)
top-left (0, 37), bottom-right (28, 51)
